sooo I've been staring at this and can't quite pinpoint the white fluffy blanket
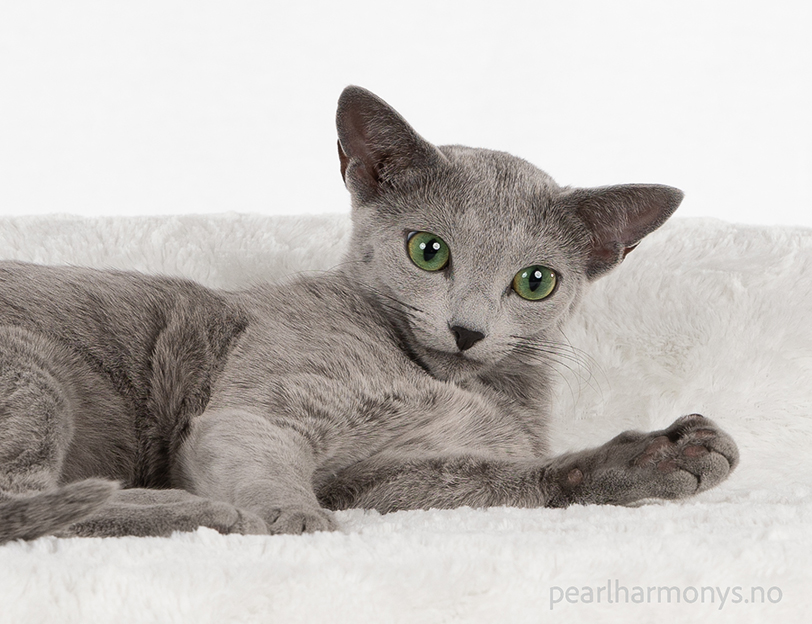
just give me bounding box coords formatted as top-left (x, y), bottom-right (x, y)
top-left (0, 214), bottom-right (809, 623)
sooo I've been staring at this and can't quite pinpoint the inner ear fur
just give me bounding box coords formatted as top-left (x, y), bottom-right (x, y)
top-left (336, 86), bottom-right (446, 198)
top-left (563, 184), bottom-right (684, 279)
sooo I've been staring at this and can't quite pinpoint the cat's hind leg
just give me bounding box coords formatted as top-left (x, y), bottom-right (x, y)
top-left (56, 487), bottom-right (267, 538)
top-left (0, 327), bottom-right (268, 541)
top-left (0, 326), bottom-right (117, 542)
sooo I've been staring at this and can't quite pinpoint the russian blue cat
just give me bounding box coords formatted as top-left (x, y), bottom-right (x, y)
top-left (0, 86), bottom-right (737, 541)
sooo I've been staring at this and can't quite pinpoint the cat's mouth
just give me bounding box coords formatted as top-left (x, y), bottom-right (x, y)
top-left (411, 344), bottom-right (491, 382)
top-left (395, 319), bottom-right (494, 381)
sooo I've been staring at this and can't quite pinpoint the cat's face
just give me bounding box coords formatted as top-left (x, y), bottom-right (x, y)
top-left (347, 147), bottom-right (590, 381)
top-left (336, 86), bottom-right (682, 382)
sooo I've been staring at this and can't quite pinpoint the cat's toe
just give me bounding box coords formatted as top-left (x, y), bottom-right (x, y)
top-left (666, 414), bottom-right (739, 470)
top-left (264, 506), bottom-right (336, 535)
top-left (232, 508), bottom-right (268, 535)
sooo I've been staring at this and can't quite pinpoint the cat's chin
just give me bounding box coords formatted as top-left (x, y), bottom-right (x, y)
top-left (412, 346), bottom-right (492, 383)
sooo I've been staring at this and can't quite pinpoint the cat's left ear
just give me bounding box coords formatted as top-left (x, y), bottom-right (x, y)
top-left (563, 184), bottom-right (684, 279)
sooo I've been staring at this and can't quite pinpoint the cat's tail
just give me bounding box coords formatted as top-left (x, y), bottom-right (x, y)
top-left (0, 479), bottom-right (119, 544)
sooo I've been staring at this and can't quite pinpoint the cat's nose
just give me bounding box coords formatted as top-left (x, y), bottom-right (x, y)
top-left (450, 325), bottom-right (485, 351)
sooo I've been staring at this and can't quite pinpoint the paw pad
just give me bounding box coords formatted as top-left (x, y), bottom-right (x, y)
top-left (567, 468), bottom-right (583, 486)
top-left (682, 445), bottom-right (709, 458)
top-left (657, 459), bottom-right (678, 473)
top-left (634, 435), bottom-right (671, 466)
top-left (634, 432), bottom-right (713, 471)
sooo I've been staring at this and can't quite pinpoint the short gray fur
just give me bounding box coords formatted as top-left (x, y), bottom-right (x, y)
top-left (0, 87), bottom-right (738, 542)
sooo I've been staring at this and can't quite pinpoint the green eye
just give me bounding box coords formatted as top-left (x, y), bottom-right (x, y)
top-left (512, 265), bottom-right (557, 301)
top-left (407, 231), bottom-right (450, 271)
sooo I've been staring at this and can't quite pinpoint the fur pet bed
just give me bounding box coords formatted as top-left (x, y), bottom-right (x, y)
top-left (0, 214), bottom-right (809, 623)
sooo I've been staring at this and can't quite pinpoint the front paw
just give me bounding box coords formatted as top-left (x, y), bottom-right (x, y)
top-left (629, 413), bottom-right (739, 497)
top-left (549, 414), bottom-right (739, 506)
top-left (262, 505), bottom-right (336, 535)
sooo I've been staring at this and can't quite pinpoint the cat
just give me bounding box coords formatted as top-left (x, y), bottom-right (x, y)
top-left (0, 86), bottom-right (738, 541)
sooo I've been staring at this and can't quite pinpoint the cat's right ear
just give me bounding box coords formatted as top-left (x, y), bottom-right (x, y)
top-left (336, 86), bottom-right (446, 200)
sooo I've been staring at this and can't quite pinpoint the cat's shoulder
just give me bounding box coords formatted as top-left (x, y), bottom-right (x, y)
top-left (0, 259), bottom-right (245, 332)
top-left (238, 270), bottom-right (385, 322)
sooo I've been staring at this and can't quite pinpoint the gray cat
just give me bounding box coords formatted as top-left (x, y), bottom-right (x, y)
top-left (0, 86), bottom-right (738, 542)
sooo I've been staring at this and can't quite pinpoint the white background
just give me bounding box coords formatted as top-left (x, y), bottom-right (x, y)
top-left (1, 1), bottom-right (809, 225)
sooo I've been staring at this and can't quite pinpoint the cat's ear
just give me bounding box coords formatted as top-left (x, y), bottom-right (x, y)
top-left (563, 184), bottom-right (684, 279)
top-left (336, 86), bottom-right (446, 199)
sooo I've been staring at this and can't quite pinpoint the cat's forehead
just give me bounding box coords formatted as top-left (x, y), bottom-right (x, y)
top-left (430, 146), bottom-right (561, 227)
top-left (439, 145), bottom-right (558, 190)
top-left (406, 146), bottom-right (573, 243)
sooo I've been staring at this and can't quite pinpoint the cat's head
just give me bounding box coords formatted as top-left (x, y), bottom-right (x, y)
top-left (336, 86), bottom-right (682, 382)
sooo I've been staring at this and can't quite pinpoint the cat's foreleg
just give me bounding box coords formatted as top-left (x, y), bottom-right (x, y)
top-left (318, 414), bottom-right (738, 512)
top-left (317, 454), bottom-right (548, 512)
top-left (177, 408), bottom-right (335, 534)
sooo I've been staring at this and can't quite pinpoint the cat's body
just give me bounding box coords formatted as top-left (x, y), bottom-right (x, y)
top-left (0, 87), bottom-right (738, 541)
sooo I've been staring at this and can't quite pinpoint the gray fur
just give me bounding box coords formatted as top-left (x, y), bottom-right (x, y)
top-left (0, 86), bottom-right (738, 542)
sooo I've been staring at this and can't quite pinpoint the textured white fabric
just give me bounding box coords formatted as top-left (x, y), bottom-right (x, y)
top-left (0, 214), bottom-right (809, 623)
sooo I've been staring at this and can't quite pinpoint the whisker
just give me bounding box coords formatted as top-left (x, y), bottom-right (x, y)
top-left (556, 330), bottom-right (608, 402)
top-left (507, 345), bottom-right (580, 402)
top-left (508, 334), bottom-right (606, 399)
top-left (513, 343), bottom-right (586, 368)
top-left (364, 286), bottom-right (427, 317)
top-left (555, 329), bottom-right (607, 375)
top-left (273, 258), bottom-right (367, 283)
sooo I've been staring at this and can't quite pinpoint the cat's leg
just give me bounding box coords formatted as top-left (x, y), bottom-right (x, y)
top-left (0, 326), bottom-right (264, 542)
top-left (318, 414), bottom-right (738, 512)
top-left (176, 408), bottom-right (335, 534)
top-left (56, 487), bottom-right (267, 538)
top-left (0, 327), bottom-right (118, 542)
top-left (318, 454), bottom-right (547, 512)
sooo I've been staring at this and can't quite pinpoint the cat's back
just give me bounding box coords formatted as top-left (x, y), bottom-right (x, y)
top-left (0, 261), bottom-right (247, 372)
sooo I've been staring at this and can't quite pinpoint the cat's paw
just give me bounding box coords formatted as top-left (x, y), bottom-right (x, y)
top-left (634, 414), bottom-right (739, 493)
top-left (228, 507), bottom-right (268, 535)
top-left (548, 414), bottom-right (739, 506)
top-left (629, 413), bottom-right (739, 498)
top-left (261, 505), bottom-right (336, 535)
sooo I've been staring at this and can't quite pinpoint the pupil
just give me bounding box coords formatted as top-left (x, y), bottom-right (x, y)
top-left (528, 269), bottom-right (543, 291)
top-left (423, 238), bottom-right (439, 262)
